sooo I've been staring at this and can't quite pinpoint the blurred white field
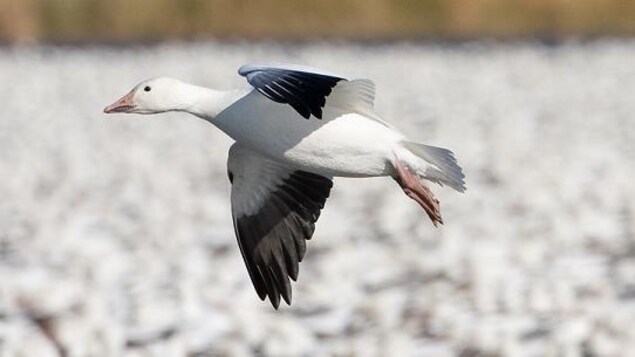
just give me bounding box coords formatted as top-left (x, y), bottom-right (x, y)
top-left (0, 41), bottom-right (634, 357)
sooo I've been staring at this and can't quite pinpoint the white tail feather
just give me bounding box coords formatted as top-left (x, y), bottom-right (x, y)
top-left (402, 141), bottom-right (466, 192)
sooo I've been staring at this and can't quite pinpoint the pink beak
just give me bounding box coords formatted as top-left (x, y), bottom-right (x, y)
top-left (104, 91), bottom-right (136, 113)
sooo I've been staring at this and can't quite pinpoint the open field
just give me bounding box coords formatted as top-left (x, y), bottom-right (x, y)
top-left (1, 40), bottom-right (635, 356)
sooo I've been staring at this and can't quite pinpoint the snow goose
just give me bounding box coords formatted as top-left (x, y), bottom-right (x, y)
top-left (104, 64), bottom-right (466, 308)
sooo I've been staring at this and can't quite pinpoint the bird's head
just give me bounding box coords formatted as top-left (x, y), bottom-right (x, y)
top-left (104, 77), bottom-right (187, 114)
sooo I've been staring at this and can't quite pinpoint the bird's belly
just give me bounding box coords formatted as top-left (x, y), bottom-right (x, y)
top-left (279, 118), bottom-right (398, 177)
top-left (216, 103), bottom-right (401, 177)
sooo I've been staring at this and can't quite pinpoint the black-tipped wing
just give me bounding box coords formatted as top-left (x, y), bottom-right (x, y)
top-left (238, 64), bottom-right (345, 119)
top-left (227, 144), bottom-right (332, 308)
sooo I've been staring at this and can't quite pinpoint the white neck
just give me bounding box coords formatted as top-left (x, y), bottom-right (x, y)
top-left (171, 82), bottom-right (245, 120)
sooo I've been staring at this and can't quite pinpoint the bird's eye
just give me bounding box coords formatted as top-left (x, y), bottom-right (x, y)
top-left (144, 86), bottom-right (151, 92)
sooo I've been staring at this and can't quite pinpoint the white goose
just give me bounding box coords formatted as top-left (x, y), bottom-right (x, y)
top-left (104, 64), bottom-right (466, 308)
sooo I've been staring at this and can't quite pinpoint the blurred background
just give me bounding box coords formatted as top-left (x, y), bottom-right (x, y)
top-left (1, 1), bottom-right (635, 357)
top-left (1, 0), bottom-right (635, 43)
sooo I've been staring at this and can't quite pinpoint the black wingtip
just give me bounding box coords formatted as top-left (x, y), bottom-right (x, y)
top-left (268, 289), bottom-right (281, 309)
top-left (269, 292), bottom-right (291, 309)
top-left (270, 296), bottom-right (281, 309)
top-left (281, 292), bottom-right (292, 306)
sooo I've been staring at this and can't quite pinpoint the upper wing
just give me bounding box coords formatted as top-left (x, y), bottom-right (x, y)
top-left (238, 63), bottom-right (348, 119)
top-left (227, 144), bottom-right (333, 308)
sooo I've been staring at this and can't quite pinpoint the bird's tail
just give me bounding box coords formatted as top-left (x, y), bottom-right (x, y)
top-left (400, 141), bottom-right (466, 193)
top-left (391, 141), bottom-right (465, 226)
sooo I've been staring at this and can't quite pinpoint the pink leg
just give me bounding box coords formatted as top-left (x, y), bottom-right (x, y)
top-left (393, 160), bottom-right (443, 226)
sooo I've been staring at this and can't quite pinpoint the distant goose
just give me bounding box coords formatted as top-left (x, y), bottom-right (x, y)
top-left (104, 64), bottom-right (466, 308)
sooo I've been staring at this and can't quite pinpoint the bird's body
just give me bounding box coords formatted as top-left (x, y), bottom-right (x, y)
top-left (105, 63), bottom-right (466, 308)
top-left (214, 89), bottom-right (400, 177)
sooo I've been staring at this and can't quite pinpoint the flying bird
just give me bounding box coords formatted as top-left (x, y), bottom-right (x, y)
top-left (104, 64), bottom-right (466, 308)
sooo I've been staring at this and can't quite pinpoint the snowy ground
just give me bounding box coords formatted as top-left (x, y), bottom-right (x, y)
top-left (1, 40), bottom-right (634, 357)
